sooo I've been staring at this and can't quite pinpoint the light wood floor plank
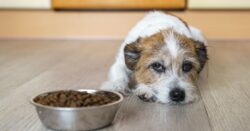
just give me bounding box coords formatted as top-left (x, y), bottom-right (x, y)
top-left (198, 42), bottom-right (250, 131)
top-left (2, 40), bottom-right (250, 131)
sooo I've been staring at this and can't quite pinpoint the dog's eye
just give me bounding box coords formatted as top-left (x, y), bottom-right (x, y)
top-left (151, 62), bottom-right (165, 73)
top-left (182, 61), bottom-right (193, 73)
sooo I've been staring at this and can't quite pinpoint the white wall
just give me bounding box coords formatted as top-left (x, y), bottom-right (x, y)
top-left (189, 0), bottom-right (250, 9)
top-left (0, 0), bottom-right (51, 9)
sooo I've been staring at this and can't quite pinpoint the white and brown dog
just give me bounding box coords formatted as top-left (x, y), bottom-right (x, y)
top-left (102, 11), bottom-right (208, 104)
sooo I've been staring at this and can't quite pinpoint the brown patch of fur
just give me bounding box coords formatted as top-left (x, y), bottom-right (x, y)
top-left (134, 32), bottom-right (165, 84)
top-left (137, 32), bottom-right (165, 51)
top-left (173, 34), bottom-right (202, 82)
top-left (175, 36), bottom-right (201, 82)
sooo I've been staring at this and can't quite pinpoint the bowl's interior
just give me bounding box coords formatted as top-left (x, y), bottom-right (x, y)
top-left (31, 89), bottom-right (123, 110)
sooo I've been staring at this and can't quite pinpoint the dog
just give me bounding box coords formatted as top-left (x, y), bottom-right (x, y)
top-left (101, 11), bottom-right (208, 104)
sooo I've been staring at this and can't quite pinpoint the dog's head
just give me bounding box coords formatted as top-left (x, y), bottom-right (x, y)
top-left (124, 29), bottom-right (208, 104)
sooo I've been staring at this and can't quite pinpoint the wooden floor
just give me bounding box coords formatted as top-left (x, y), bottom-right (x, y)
top-left (0, 40), bottom-right (250, 131)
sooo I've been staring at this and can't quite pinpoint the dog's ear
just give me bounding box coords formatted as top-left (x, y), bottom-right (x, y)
top-left (192, 40), bottom-right (208, 72)
top-left (124, 38), bottom-right (141, 70)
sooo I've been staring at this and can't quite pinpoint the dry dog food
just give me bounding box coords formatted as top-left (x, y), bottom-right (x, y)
top-left (34, 90), bottom-right (120, 107)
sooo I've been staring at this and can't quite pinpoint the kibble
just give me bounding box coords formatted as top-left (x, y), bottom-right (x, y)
top-left (34, 90), bottom-right (120, 107)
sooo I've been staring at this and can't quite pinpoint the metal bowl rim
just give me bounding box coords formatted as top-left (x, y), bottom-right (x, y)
top-left (30, 89), bottom-right (123, 111)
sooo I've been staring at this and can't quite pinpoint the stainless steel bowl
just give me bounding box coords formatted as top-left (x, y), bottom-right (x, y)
top-left (31, 89), bottom-right (123, 131)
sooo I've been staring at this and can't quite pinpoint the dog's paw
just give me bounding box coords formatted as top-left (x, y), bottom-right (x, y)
top-left (132, 84), bottom-right (157, 102)
top-left (137, 94), bottom-right (157, 102)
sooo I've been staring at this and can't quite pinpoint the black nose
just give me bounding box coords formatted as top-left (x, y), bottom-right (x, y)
top-left (169, 88), bottom-right (185, 102)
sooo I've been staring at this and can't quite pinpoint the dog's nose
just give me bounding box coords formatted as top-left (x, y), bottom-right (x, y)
top-left (169, 88), bottom-right (185, 102)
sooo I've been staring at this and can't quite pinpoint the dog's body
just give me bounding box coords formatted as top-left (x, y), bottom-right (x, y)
top-left (102, 11), bottom-right (208, 104)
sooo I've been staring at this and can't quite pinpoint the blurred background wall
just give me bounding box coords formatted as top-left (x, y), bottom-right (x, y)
top-left (0, 0), bottom-right (249, 40)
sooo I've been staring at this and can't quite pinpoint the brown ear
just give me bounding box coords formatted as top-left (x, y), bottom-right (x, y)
top-left (124, 39), bottom-right (141, 70)
top-left (193, 40), bottom-right (208, 72)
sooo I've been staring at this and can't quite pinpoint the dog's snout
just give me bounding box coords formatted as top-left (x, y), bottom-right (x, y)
top-left (169, 88), bottom-right (185, 102)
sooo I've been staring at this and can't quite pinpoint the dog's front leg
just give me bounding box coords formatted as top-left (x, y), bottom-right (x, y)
top-left (101, 59), bottom-right (132, 95)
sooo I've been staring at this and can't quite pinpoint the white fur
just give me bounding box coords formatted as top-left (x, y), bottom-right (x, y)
top-left (101, 11), bottom-right (206, 103)
top-left (165, 32), bottom-right (180, 58)
top-left (124, 11), bottom-right (192, 44)
top-left (189, 25), bottom-right (207, 45)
